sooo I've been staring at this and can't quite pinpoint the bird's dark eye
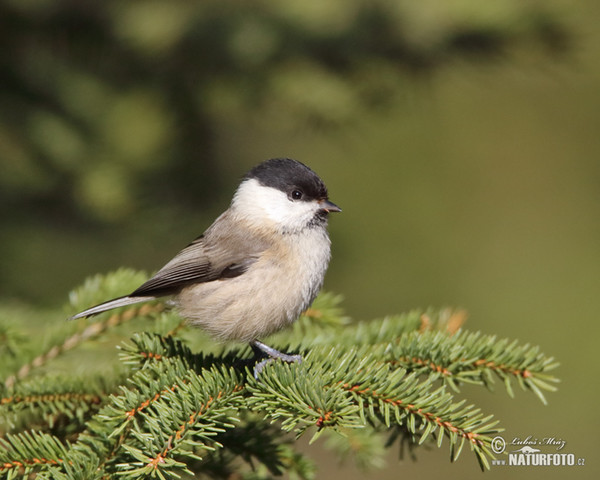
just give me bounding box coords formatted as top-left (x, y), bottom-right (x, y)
top-left (290, 189), bottom-right (303, 200)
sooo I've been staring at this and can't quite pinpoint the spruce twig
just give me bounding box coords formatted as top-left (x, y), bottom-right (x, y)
top-left (0, 270), bottom-right (560, 478)
top-left (4, 304), bottom-right (163, 389)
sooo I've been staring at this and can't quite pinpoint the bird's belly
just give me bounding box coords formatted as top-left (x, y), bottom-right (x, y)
top-left (177, 231), bottom-right (330, 342)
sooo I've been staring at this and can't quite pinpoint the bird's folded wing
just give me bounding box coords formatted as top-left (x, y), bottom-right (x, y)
top-left (131, 213), bottom-right (270, 298)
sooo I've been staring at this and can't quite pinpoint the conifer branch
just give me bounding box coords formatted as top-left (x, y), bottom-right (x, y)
top-left (0, 270), bottom-right (560, 478)
top-left (281, 303), bottom-right (559, 404)
top-left (384, 330), bottom-right (559, 403)
top-left (112, 367), bottom-right (243, 479)
top-left (3, 303), bottom-right (163, 390)
top-left (1, 375), bottom-right (116, 434)
top-left (0, 431), bottom-right (70, 478)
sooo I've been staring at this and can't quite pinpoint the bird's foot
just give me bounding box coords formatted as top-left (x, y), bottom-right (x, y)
top-left (250, 340), bottom-right (302, 378)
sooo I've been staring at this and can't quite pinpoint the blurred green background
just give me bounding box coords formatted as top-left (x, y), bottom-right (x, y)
top-left (1, 0), bottom-right (598, 478)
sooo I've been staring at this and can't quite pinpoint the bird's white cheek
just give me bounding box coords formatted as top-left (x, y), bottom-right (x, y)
top-left (265, 200), bottom-right (315, 230)
top-left (232, 179), bottom-right (317, 231)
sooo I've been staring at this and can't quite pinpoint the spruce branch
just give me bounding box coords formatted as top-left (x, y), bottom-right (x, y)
top-left (203, 416), bottom-right (316, 479)
top-left (384, 329), bottom-right (559, 403)
top-left (246, 360), bottom-right (364, 438)
top-left (56, 345), bottom-right (246, 479)
top-left (3, 304), bottom-right (163, 390)
top-left (0, 270), bottom-right (561, 478)
top-left (0, 430), bottom-right (70, 479)
top-left (279, 306), bottom-right (559, 404)
top-left (112, 367), bottom-right (244, 479)
top-left (1, 375), bottom-right (108, 433)
top-left (2, 270), bottom-right (166, 390)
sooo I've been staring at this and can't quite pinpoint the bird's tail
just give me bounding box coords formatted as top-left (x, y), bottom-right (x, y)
top-left (68, 295), bottom-right (156, 320)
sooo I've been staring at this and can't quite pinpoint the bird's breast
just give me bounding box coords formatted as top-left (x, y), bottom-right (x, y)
top-left (177, 227), bottom-right (331, 342)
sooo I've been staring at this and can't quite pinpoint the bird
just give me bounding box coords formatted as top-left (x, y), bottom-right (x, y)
top-left (70, 158), bottom-right (341, 375)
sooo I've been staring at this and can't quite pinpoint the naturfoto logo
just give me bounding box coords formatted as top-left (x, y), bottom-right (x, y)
top-left (491, 435), bottom-right (585, 467)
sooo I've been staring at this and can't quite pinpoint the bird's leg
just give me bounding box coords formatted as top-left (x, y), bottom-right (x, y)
top-left (250, 340), bottom-right (302, 378)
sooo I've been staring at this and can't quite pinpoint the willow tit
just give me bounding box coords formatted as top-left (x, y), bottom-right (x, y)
top-left (70, 158), bottom-right (340, 374)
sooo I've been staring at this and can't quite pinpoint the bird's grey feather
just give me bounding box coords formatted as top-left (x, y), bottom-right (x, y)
top-left (131, 211), bottom-right (271, 298)
top-left (70, 210), bottom-right (272, 319)
top-left (69, 295), bottom-right (155, 320)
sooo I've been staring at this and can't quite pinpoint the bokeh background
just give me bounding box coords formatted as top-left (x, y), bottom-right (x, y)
top-left (1, 1), bottom-right (598, 479)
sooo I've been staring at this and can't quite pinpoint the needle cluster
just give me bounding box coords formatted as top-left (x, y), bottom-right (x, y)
top-left (0, 269), bottom-right (559, 479)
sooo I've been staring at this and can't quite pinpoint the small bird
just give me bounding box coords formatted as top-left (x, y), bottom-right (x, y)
top-left (70, 158), bottom-right (341, 374)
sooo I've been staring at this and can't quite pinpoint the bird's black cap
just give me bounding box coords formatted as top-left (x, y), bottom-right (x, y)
top-left (245, 158), bottom-right (329, 202)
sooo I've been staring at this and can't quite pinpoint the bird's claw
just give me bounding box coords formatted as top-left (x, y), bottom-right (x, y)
top-left (250, 340), bottom-right (302, 378)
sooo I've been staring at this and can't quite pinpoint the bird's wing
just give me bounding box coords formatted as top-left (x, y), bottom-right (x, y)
top-left (131, 212), bottom-right (270, 298)
top-left (69, 212), bottom-right (271, 320)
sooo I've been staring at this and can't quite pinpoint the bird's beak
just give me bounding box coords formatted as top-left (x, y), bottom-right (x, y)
top-left (319, 199), bottom-right (342, 213)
